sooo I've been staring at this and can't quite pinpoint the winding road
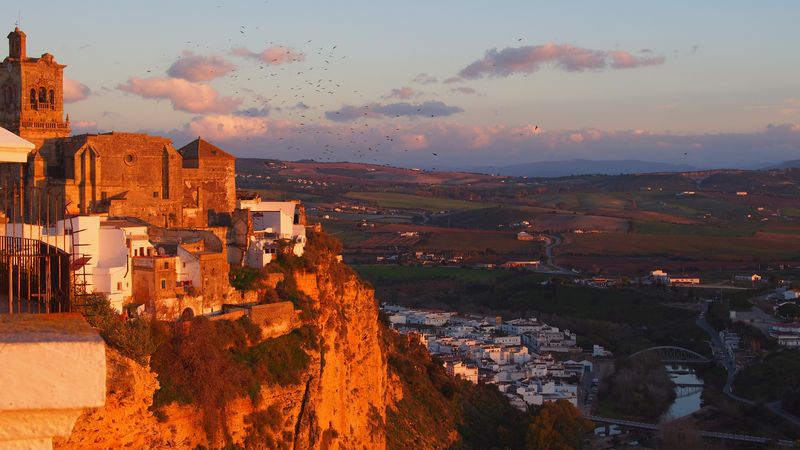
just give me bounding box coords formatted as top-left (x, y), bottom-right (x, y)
top-left (539, 233), bottom-right (574, 275)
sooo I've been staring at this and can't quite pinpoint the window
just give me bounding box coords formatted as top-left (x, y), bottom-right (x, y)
top-left (29, 89), bottom-right (36, 108)
top-left (160, 279), bottom-right (166, 289)
top-left (163, 261), bottom-right (169, 269)
top-left (38, 87), bottom-right (47, 104)
top-left (101, 191), bottom-right (107, 201)
top-left (153, 191), bottom-right (159, 198)
top-left (49, 90), bottom-right (54, 108)
top-left (116, 282), bottom-right (122, 291)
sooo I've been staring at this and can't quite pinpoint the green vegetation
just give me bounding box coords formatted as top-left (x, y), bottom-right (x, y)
top-left (364, 269), bottom-right (706, 355)
top-left (526, 401), bottom-right (594, 450)
top-left (598, 353), bottom-right (676, 419)
top-left (416, 230), bottom-right (542, 254)
top-left (531, 192), bottom-right (630, 210)
top-left (151, 317), bottom-right (313, 442)
top-left (74, 294), bottom-right (156, 365)
top-left (777, 303), bottom-right (800, 319)
top-left (733, 349), bottom-right (800, 407)
top-left (229, 266), bottom-right (266, 291)
top-left (355, 265), bottom-right (503, 284)
top-left (242, 405), bottom-right (292, 450)
top-left (782, 207), bottom-right (800, 218)
top-left (344, 191), bottom-right (488, 211)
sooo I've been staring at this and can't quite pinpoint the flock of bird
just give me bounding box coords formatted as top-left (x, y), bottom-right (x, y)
top-left (99, 6), bottom-right (543, 168)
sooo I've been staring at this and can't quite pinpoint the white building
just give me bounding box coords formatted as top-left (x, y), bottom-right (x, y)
top-left (236, 199), bottom-right (307, 267)
top-left (444, 360), bottom-right (478, 384)
top-left (3, 216), bottom-right (138, 312)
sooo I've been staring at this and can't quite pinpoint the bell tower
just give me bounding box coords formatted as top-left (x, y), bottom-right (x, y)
top-left (0, 27), bottom-right (70, 150)
top-left (8, 27), bottom-right (26, 60)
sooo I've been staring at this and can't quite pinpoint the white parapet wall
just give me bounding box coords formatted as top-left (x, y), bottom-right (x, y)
top-left (0, 313), bottom-right (106, 449)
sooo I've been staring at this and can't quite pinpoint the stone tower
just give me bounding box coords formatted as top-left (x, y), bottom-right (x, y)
top-left (0, 27), bottom-right (70, 149)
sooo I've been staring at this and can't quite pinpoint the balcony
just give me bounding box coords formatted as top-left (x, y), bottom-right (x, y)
top-left (19, 120), bottom-right (69, 130)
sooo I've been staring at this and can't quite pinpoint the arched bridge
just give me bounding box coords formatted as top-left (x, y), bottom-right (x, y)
top-left (629, 346), bottom-right (711, 363)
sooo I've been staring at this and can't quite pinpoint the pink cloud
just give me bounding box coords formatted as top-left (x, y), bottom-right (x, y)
top-left (186, 114), bottom-right (269, 141)
top-left (117, 77), bottom-right (242, 113)
top-left (63, 77), bottom-right (91, 103)
top-left (608, 50), bottom-right (664, 69)
top-left (459, 43), bottom-right (665, 78)
top-left (231, 46), bottom-right (305, 64)
top-left (167, 51), bottom-right (235, 82)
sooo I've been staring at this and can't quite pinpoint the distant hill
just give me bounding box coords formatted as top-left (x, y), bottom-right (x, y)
top-left (463, 159), bottom-right (701, 177)
top-left (764, 159), bottom-right (800, 170)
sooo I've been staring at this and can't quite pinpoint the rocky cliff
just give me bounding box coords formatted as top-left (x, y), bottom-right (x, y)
top-left (55, 248), bottom-right (392, 449)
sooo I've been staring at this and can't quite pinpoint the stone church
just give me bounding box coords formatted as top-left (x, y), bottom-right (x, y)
top-left (0, 27), bottom-right (236, 228)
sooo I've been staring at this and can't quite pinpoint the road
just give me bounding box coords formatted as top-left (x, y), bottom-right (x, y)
top-left (539, 233), bottom-right (575, 275)
top-left (696, 300), bottom-right (800, 428)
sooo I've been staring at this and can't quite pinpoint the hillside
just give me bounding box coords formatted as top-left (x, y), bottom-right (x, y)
top-left (477, 159), bottom-right (700, 177)
top-left (55, 231), bottom-right (587, 449)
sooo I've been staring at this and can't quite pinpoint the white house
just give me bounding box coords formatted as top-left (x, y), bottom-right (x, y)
top-left (3, 216), bottom-right (136, 312)
top-left (237, 199), bottom-right (307, 267)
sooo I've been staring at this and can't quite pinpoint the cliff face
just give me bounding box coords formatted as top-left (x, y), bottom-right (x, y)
top-left (293, 259), bottom-right (388, 449)
top-left (55, 254), bottom-right (390, 449)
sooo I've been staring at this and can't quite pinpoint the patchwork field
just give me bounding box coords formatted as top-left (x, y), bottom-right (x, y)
top-left (415, 230), bottom-right (542, 254)
top-left (344, 191), bottom-right (488, 211)
top-left (559, 232), bottom-right (800, 261)
top-left (431, 207), bottom-right (629, 232)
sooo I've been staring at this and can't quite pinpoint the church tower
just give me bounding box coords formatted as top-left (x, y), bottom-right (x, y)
top-left (0, 27), bottom-right (70, 149)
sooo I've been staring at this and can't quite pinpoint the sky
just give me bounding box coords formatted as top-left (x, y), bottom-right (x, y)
top-left (4, 1), bottom-right (800, 169)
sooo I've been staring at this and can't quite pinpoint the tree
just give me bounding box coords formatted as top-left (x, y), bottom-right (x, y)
top-left (526, 400), bottom-right (592, 450)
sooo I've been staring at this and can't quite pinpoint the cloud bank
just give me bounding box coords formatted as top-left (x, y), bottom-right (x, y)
top-left (460, 43), bottom-right (665, 78)
top-left (158, 114), bottom-right (800, 170)
top-left (325, 101), bottom-right (464, 121)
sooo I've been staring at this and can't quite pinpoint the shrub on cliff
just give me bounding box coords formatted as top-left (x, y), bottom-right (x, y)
top-left (229, 266), bottom-right (266, 291)
top-left (74, 293), bottom-right (155, 365)
top-left (151, 317), bottom-right (312, 443)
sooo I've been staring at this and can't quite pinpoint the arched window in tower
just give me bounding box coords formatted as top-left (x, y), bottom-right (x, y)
top-left (38, 87), bottom-right (47, 105)
top-left (49, 90), bottom-right (54, 109)
top-left (30, 89), bottom-right (36, 109)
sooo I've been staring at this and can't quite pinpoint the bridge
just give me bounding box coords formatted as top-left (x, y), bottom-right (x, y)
top-left (585, 415), bottom-right (796, 447)
top-left (628, 346), bottom-right (711, 363)
top-left (674, 385), bottom-right (703, 398)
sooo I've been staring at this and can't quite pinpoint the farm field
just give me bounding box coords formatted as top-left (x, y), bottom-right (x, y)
top-left (354, 265), bottom-right (503, 284)
top-left (560, 232), bottom-right (800, 261)
top-left (432, 206), bottom-right (629, 232)
top-left (344, 191), bottom-right (488, 211)
top-left (415, 230), bottom-right (542, 254)
top-left (630, 221), bottom-right (759, 237)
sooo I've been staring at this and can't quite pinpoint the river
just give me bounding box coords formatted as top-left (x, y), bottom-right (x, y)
top-left (660, 364), bottom-right (704, 422)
